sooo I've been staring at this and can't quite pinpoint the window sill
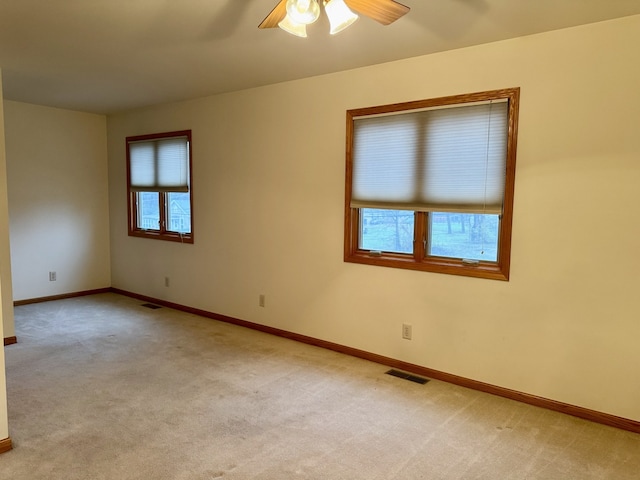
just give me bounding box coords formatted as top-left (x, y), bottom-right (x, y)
top-left (344, 251), bottom-right (509, 281)
top-left (129, 229), bottom-right (193, 244)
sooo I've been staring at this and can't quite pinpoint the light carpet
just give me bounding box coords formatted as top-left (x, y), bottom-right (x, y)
top-left (2, 293), bottom-right (639, 479)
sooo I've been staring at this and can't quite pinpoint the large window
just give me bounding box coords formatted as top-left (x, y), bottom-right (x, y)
top-left (126, 130), bottom-right (193, 243)
top-left (344, 89), bottom-right (519, 280)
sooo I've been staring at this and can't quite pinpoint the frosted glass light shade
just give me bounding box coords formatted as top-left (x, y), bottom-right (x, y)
top-left (324, 0), bottom-right (358, 34)
top-left (286, 0), bottom-right (321, 25)
top-left (278, 14), bottom-right (308, 37)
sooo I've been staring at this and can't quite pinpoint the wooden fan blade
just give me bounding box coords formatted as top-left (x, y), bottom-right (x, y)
top-left (259, 0), bottom-right (288, 29)
top-left (344, 0), bottom-right (410, 26)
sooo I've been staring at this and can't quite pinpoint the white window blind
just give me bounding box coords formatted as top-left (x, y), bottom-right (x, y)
top-left (351, 100), bottom-right (508, 214)
top-left (129, 136), bottom-right (189, 192)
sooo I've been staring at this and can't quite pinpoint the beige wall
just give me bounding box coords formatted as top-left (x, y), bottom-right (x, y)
top-left (0, 97), bottom-right (14, 339)
top-left (0, 276), bottom-right (8, 440)
top-left (4, 101), bottom-right (111, 302)
top-left (0, 70), bottom-right (11, 442)
top-left (107, 16), bottom-right (640, 421)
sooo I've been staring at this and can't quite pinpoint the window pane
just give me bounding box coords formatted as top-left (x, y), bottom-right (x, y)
top-left (137, 192), bottom-right (160, 230)
top-left (167, 192), bottom-right (191, 234)
top-left (359, 208), bottom-right (414, 254)
top-left (428, 213), bottom-right (499, 262)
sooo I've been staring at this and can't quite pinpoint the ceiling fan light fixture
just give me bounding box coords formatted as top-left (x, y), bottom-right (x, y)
top-left (324, 0), bottom-right (359, 35)
top-left (286, 0), bottom-right (321, 25)
top-left (278, 14), bottom-right (308, 37)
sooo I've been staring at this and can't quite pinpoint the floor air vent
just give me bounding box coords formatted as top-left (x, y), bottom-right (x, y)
top-left (385, 369), bottom-right (430, 385)
top-left (141, 303), bottom-right (162, 310)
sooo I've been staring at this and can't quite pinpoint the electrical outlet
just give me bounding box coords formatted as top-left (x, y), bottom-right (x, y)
top-left (164, 277), bottom-right (170, 287)
top-left (49, 271), bottom-right (57, 282)
top-left (402, 323), bottom-right (412, 340)
top-left (259, 294), bottom-right (265, 307)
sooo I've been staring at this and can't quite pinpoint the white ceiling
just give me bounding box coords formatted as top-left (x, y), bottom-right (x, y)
top-left (1, 0), bottom-right (639, 115)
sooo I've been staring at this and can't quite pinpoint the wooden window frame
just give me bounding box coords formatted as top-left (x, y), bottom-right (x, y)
top-left (344, 88), bottom-right (520, 280)
top-left (126, 130), bottom-right (194, 244)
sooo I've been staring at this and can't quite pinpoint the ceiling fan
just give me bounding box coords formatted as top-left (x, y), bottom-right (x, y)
top-left (259, 0), bottom-right (410, 37)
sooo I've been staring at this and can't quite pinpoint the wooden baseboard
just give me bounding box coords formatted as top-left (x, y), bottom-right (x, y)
top-left (3, 336), bottom-right (17, 346)
top-left (0, 437), bottom-right (12, 454)
top-left (116, 288), bottom-right (640, 434)
top-left (13, 288), bottom-right (112, 307)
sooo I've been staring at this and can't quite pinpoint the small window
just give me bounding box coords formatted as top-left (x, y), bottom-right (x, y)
top-left (344, 89), bottom-right (519, 280)
top-left (126, 130), bottom-right (193, 243)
